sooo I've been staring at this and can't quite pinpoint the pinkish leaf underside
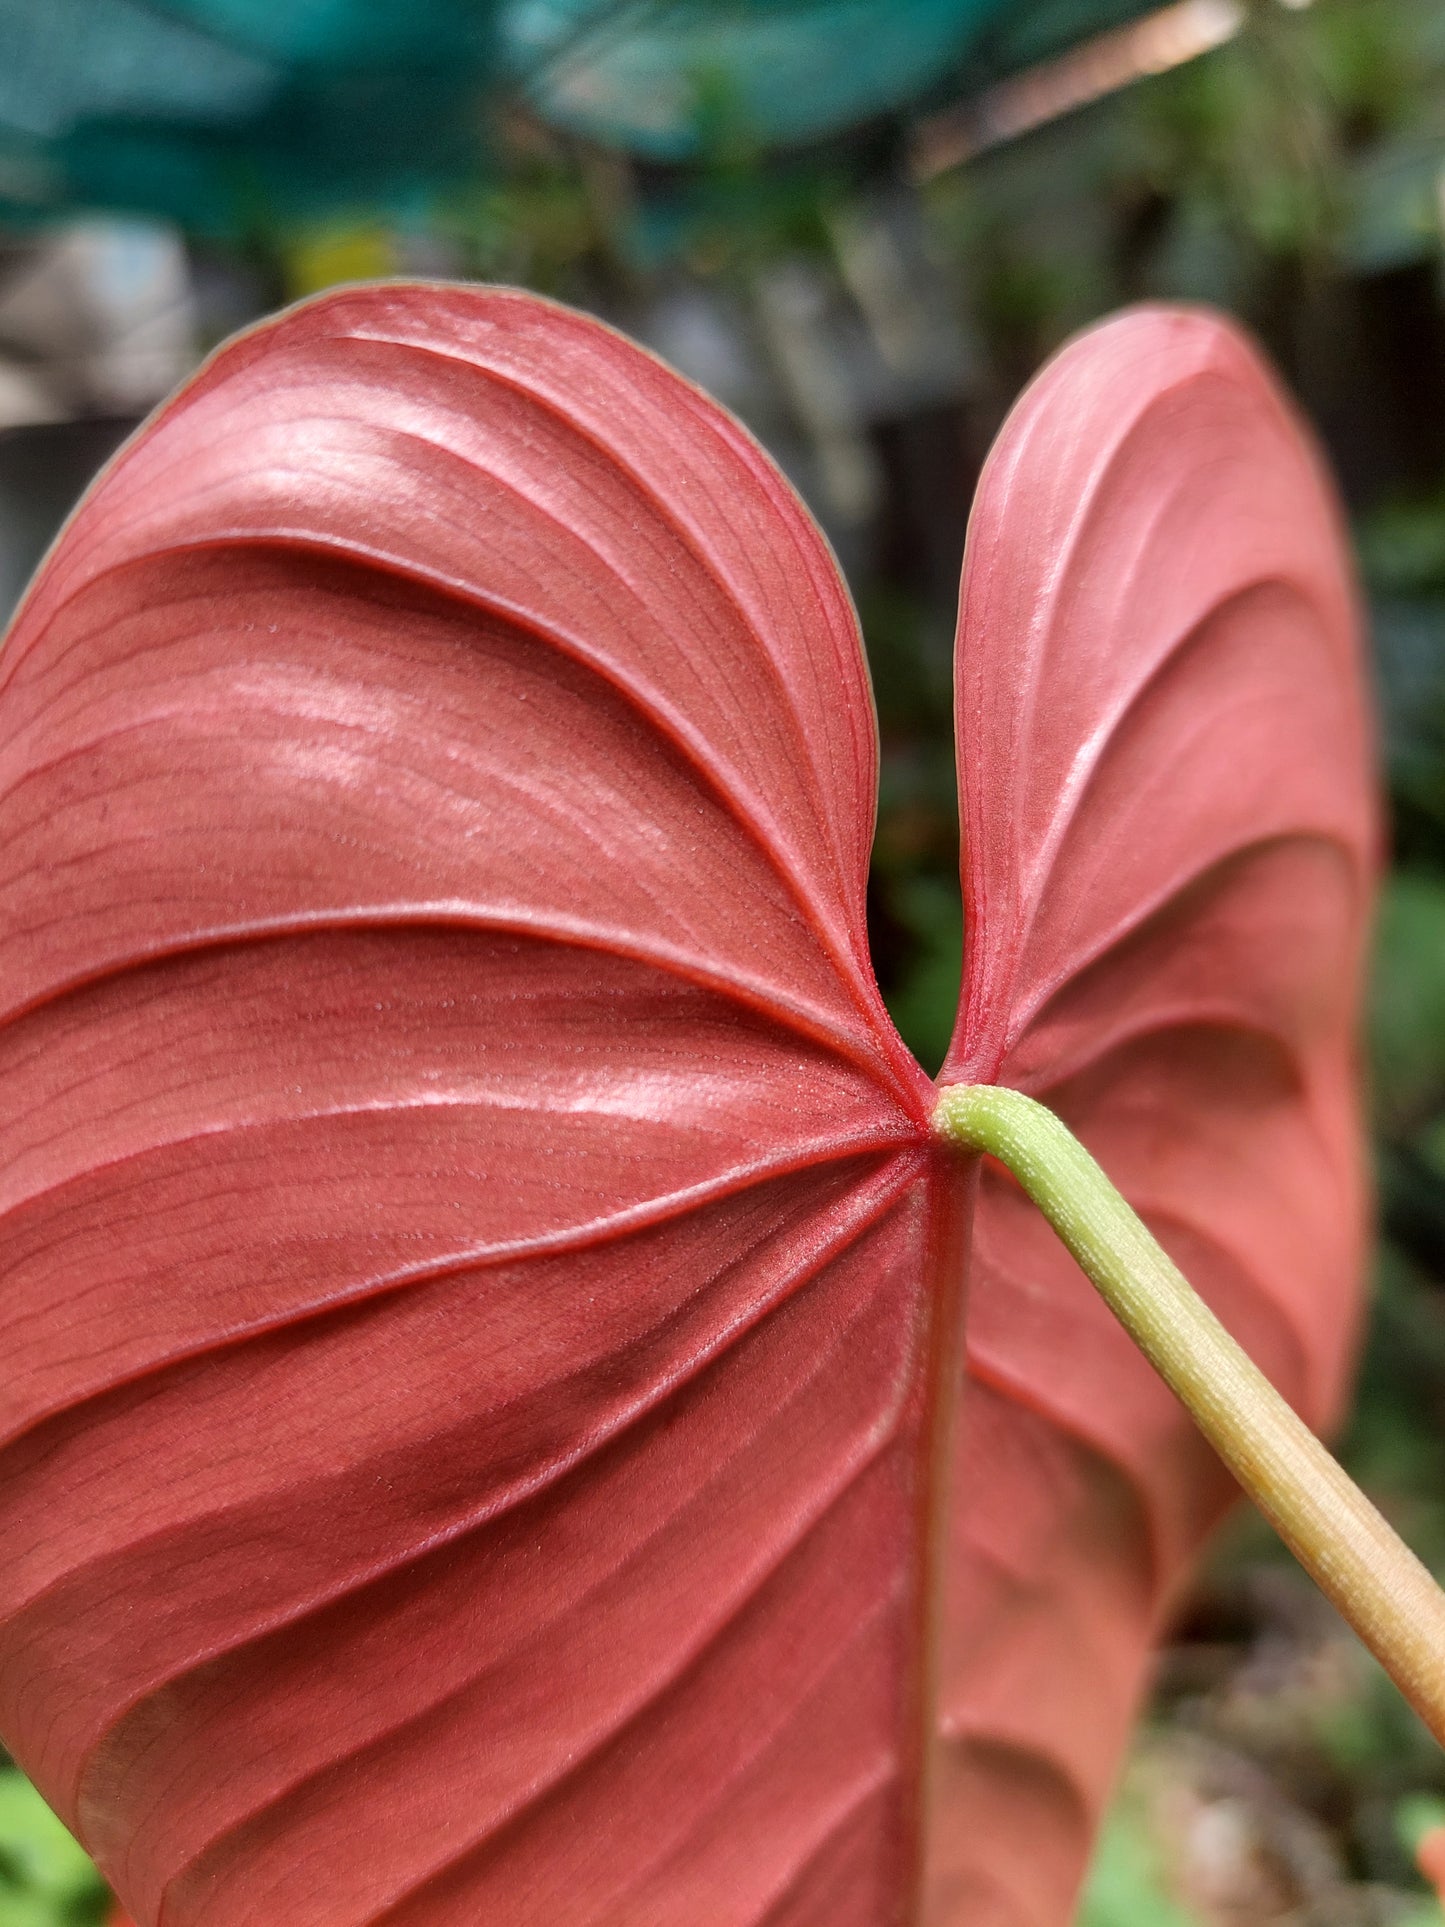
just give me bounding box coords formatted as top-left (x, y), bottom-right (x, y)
top-left (0, 289), bottom-right (1373, 1927)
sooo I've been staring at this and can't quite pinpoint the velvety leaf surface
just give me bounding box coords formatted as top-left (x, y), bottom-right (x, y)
top-left (0, 290), bottom-right (1374, 1927)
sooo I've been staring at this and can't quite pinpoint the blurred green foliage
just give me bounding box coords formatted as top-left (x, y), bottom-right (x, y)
top-left (0, 1773), bottom-right (105, 1927)
top-left (1080, 1796), bottom-right (1200, 1927)
top-left (1370, 875), bottom-right (1445, 1136)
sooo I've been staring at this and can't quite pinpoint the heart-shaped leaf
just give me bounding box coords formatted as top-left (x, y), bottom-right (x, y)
top-left (0, 288), bottom-right (1374, 1925)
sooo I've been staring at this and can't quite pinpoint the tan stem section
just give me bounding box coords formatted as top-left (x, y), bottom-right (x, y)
top-left (931, 1081), bottom-right (1445, 1749)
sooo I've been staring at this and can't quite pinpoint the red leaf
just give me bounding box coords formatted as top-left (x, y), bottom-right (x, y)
top-left (931, 309), bottom-right (1376, 1922)
top-left (0, 290), bottom-right (1373, 1925)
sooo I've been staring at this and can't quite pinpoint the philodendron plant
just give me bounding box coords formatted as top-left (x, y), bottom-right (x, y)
top-left (0, 284), bottom-right (1431, 1927)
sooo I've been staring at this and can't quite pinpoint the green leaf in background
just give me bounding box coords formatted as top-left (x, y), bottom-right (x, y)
top-left (1078, 1796), bottom-right (1200, 1927)
top-left (0, 1772), bottom-right (106, 1927)
top-left (1370, 871), bottom-right (1445, 1135)
top-left (878, 872), bottom-right (961, 1077)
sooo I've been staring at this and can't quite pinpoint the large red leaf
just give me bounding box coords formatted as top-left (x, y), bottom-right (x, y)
top-left (0, 289), bottom-right (1374, 1926)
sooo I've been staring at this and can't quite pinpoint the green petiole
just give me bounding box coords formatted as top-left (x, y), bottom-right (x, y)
top-left (931, 1081), bottom-right (1445, 1748)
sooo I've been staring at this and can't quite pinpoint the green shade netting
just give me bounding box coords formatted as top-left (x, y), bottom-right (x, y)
top-left (508, 0), bottom-right (1163, 158)
top-left (0, 0), bottom-right (1164, 229)
top-left (0, 0), bottom-right (498, 231)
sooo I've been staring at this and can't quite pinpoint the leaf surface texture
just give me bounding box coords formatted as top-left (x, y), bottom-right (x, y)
top-left (0, 291), bottom-right (1375, 1926)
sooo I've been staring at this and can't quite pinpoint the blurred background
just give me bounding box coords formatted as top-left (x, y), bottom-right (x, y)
top-left (4, 1), bottom-right (1445, 1921)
